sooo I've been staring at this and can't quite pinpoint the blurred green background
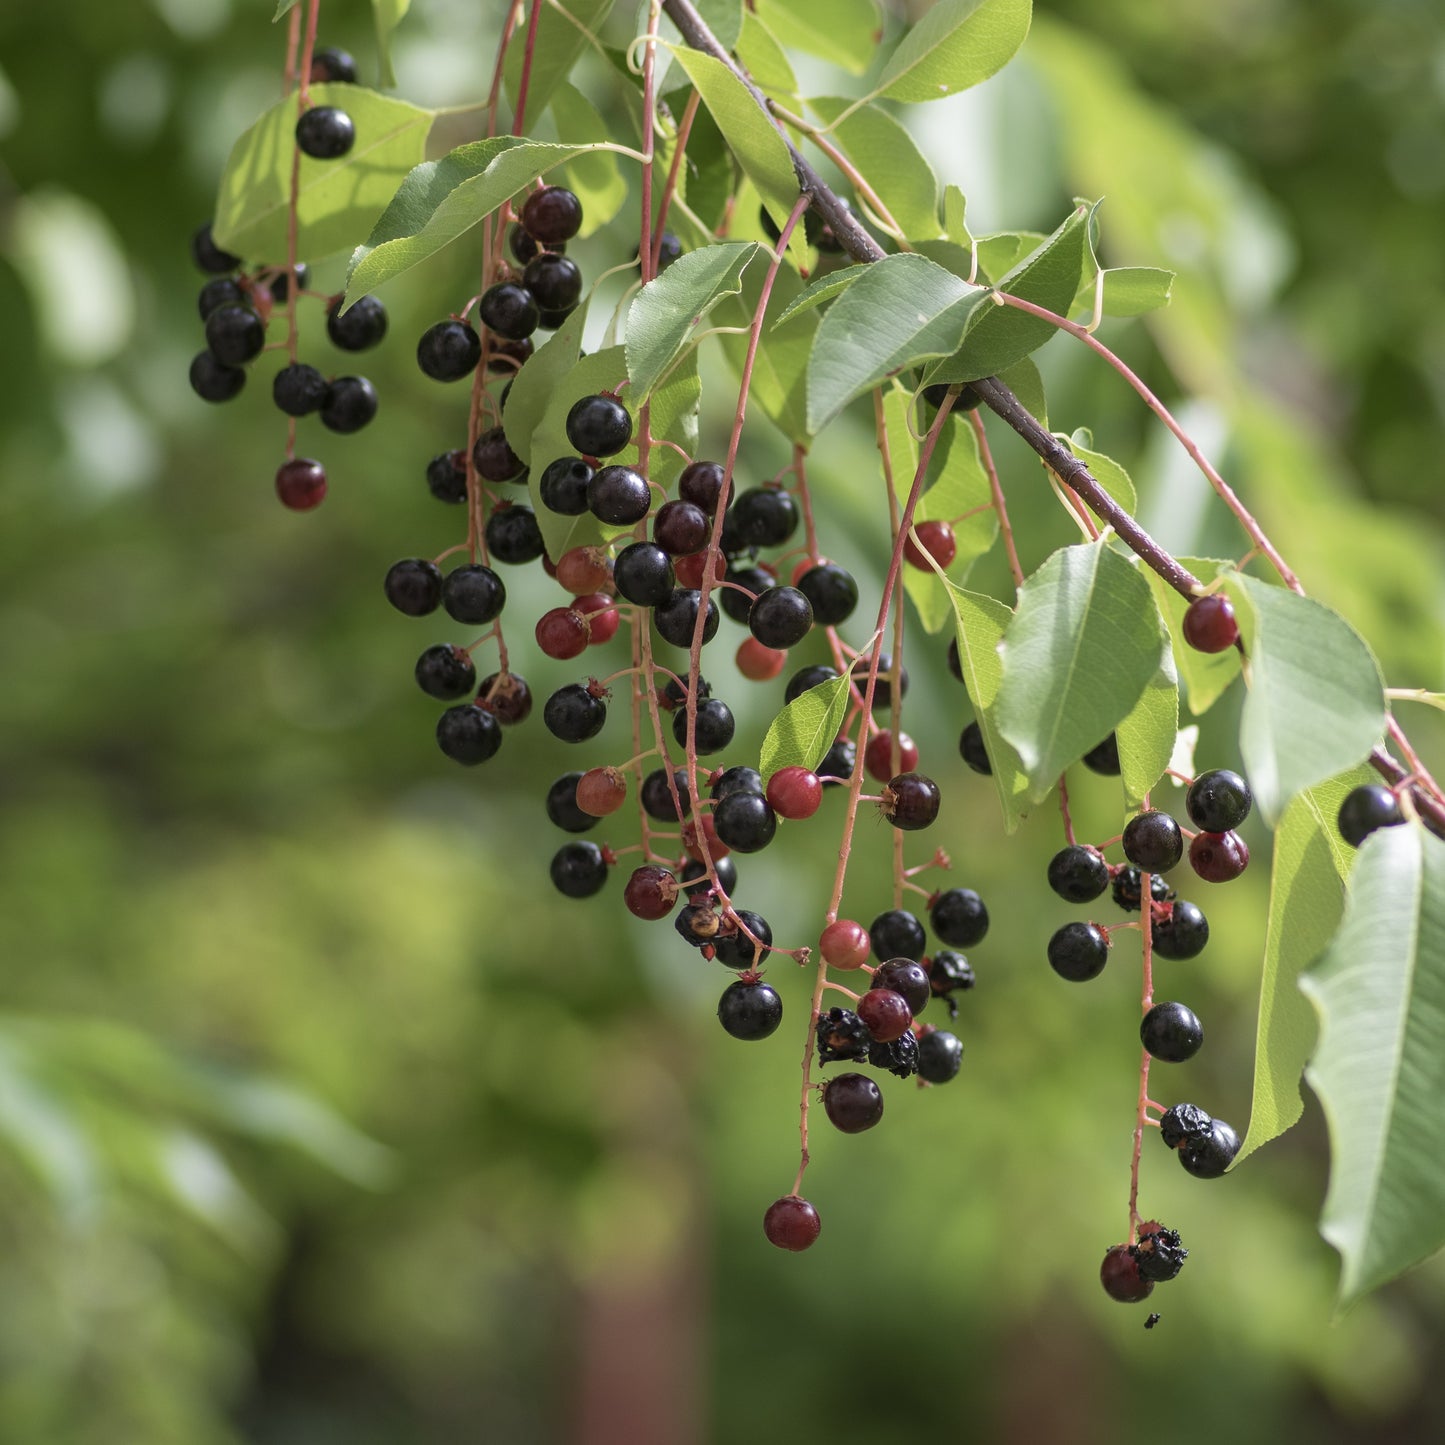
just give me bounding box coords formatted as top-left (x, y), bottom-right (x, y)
top-left (2, 1), bottom-right (1445, 1441)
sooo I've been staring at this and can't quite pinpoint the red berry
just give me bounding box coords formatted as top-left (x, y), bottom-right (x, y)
top-left (1182, 593), bottom-right (1239, 654)
top-left (763, 1195), bottom-right (821, 1251)
top-left (556, 545), bottom-right (612, 596)
top-left (672, 550), bottom-right (725, 589)
top-left (766, 766), bottom-right (822, 820)
top-left (736, 636), bottom-right (786, 682)
top-left (624, 865), bottom-right (678, 920)
top-left (1188, 829), bottom-right (1250, 883)
top-left (682, 813), bottom-right (729, 863)
top-left (865, 729), bottom-right (918, 782)
top-left (574, 591), bottom-right (620, 646)
top-left (857, 987), bottom-right (912, 1041)
top-left (820, 919), bottom-right (871, 970)
top-left (576, 766), bottom-right (627, 815)
top-left (275, 457), bottom-right (327, 510)
top-left (1100, 1244), bottom-right (1154, 1303)
top-left (535, 606), bottom-right (589, 660)
top-left (904, 520), bottom-right (956, 571)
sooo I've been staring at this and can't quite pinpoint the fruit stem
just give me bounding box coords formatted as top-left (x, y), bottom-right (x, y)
top-left (511, 0), bottom-right (546, 137)
top-left (1128, 865), bottom-right (1156, 1242)
top-left (971, 409), bottom-right (1024, 591)
top-left (652, 88), bottom-right (700, 270)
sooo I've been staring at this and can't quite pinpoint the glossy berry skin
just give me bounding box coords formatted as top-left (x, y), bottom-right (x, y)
top-left (917, 1029), bottom-right (964, 1084)
top-left (1189, 830), bottom-right (1250, 883)
top-left (472, 426), bottom-right (525, 483)
top-left (959, 722), bottom-right (991, 775)
top-left (484, 505), bottom-right (545, 565)
top-left (478, 282), bottom-right (539, 341)
top-left (521, 185), bottom-right (583, 244)
top-left (1100, 1245), bottom-right (1154, 1304)
top-left (718, 981), bottom-right (783, 1041)
top-left (205, 304), bottom-right (266, 366)
top-left (539, 457), bottom-right (593, 515)
top-left (1338, 784), bottom-right (1404, 847)
top-left (1047, 846), bottom-right (1110, 904)
top-left (427, 450), bottom-right (468, 503)
top-left (675, 698), bottom-right (735, 755)
top-left (535, 607), bottom-right (589, 660)
top-left (852, 654), bottom-right (908, 710)
top-left (189, 351), bottom-right (246, 402)
top-left (1112, 867), bottom-right (1175, 914)
top-left (931, 888), bottom-right (988, 947)
top-left (820, 920), bottom-right (870, 970)
top-left (870, 910), bottom-right (926, 962)
top-left (817, 738), bottom-right (856, 783)
top-left (795, 563), bottom-right (858, 626)
top-left (566, 394), bottom-right (632, 457)
top-left (1159, 1103), bottom-right (1214, 1150)
top-left (857, 988), bottom-right (912, 1042)
top-left (384, 558), bottom-right (443, 616)
top-left (714, 911), bottom-right (773, 969)
top-left (509, 226), bottom-right (556, 265)
top-left (522, 253), bottom-right (582, 312)
top-left (763, 1196), bottom-right (820, 1252)
top-left (928, 952), bottom-right (975, 1013)
top-left (785, 665), bottom-right (839, 705)
top-left (326, 294), bottom-right (387, 351)
top-left (476, 672), bottom-right (531, 725)
top-left (822, 1073), bottom-right (884, 1134)
top-left (198, 277), bottom-right (244, 318)
top-left (678, 460), bottom-right (727, 510)
top-left (653, 500), bottom-right (710, 556)
top-left (296, 105), bottom-right (355, 159)
top-left (710, 766), bottom-right (761, 802)
top-left (713, 792), bottom-right (777, 853)
top-left (1048, 922), bottom-right (1110, 982)
top-left (320, 375), bottom-right (378, 433)
top-left (730, 488), bottom-right (798, 549)
top-left (1179, 1119), bottom-right (1240, 1178)
top-left (273, 362), bottom-right (329, 416)
top-left (1123, 810), bottom-right (1184, 872)
top-left (865, 730), bottom-right (918, 782)
top-left (736, 637), bottom-right (786, 681)
top-left (904, 520), bottom-right (957, 571)
top-left (309, 46), bottom-right (358, 83)
top-left (748, 587), bottom-right (813, 649)
top-left (415, 644), bottom-right (476, 701)
top-left (624, 865), bottom-right (678, 921)
top-left (587, 465), bottom-right (650, 525)
top-left (1151, 901), bottom-right (1210, 960)
top-left (1082, 734), bottom-right (1121, 776)
top-left (1141, 1001), bottom-right (1204, 1063)
top-left (440, 565), bottom-right (505, 625)
top-left (275, 458), bottom-right (327, 510)
top-left (641, 767), bottom-right (691, 822)
top-left (1182, 593), bottom-right (1239, 653)
top-left (1186, 769), bottom-right (1253, 832)
top-left (614, 543), bottom-right (675, 606)
top-left (873, 959), bottom-right (931, 1015)
top-left (543, 683), bottom-right (606, 743)
top-left (546, 772), bottom-right (598, 832)
top-left (191, 222), bottom-right (240, 274)
top-left (720, 566), bottom-right (772, 625)
top-left (417, 320), bottom-right (481, 381)
top-left (436, 704), bottom-right (501, 765)
top-left (550, 841), bottom-right (608, 898)
top-left (654, 589), bottom-right (719, 648)
top-left (766, 767), bottom-right (822, 820)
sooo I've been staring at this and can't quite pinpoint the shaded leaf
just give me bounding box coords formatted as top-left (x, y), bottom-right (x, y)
top-left (771, 265), bottom-right (869, 328)
top-left (1115, 637), bottom-right (1177, 809)
top-left (504, 0), bottom-right (617, 120)
top-left (1073, 265), bottom-right (1175, 319)
top-left (550, 83), bottom-right (628, 236)
top-left (372, 0), bottom-right (411, 88)
top-left (1145, 557), bottom-right (1241, 716)
top-left (736, 11), bottom-right (800, 107)
top-left (872, 0), bottom-right (1032, 104)
top-left (755, 0), bottom-right (882, 75)
top-left (720, 263), bottom-right (815, 443)
top-left (759, 672), bottom-right (853, 782)
top-left (504, 300), bottom-right (591, 464)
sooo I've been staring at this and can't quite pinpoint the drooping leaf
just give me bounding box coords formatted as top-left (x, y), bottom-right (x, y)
top-left (372, 0), bottom-right (411, 88)
top-left (806, 97), bottom-right (943, 241)
top-left (974, 230), bottom-right (1047, 283)
top-left (735, 11), bottom-right (800, 108)
top-left (1145, 557), bottom-right (1241, 716)
top-left (942, 184), bottom-right (973, 249)
top-left (345, 138), bottom-right (607, 302)
top-left (755, 0), bottom-right (882, 75)
top-left (1116, 636), bottom-right (1177, 809)
top-left (213, 84), bottom-right (433, 263)
top-left (549, 83), bottom-right (627, 236)
top-left (1224, 574), bottom-right (1387, 825)
top-left (759, 672), bottom-right (853, 782)
top-left (941, 583), bottom-right (1030, 830)
top-left (274, 0), bottom-right (300, 19)
top-left (1064, 428), bottom-right (1135, 515)
top-left (996, 543), bottom-right (1163, 801)
top-left (1302, 822), bottom-right (1445, 1304)
top-left (806, 253), bottom-right (981, 432)
top-left (1072, 265), bottom-right (1175, 319)
top-left (871, 0), bottom-right (1032, 104)
top-left (644, 348), bottom-right (702, 494)
top-left (625, 242), bottom-right (759, 402)
top-left (1238, 767), bottom-right (1374, 1165)
top-left (720, 263), bottom-right (815, 444)
top-left (771, 265), bottom-right (869, 328)
top-left (503, 0), bottom-right (617, 120)
top-left (504, 300), bottom-right (591, 464)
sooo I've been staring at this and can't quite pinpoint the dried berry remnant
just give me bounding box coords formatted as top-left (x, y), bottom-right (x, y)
top-left (1132, 1225), bottom-right (1188, 1283)
top-left (1112, 867), bottom-right (1175, 913)
top-left (816, 1007), bottom-right (870, 1064)
top-left (1159, 1103), bottom-right (1215, 1150)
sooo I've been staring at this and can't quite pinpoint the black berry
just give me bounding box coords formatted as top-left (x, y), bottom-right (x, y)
top-left (816, 1008), bottom-right (871, 1064)
top-left (550, 840), bottom-right (609, 898)
top-left (566, 394), bottom-right (632, 457)
top-left (748, 587), bottom-right (813, 649)
top-left (729, 487), bottom-right (798, 549)
top-left (191, 222), bottom-right (239, 274)
top-left (713, 791), bottom-right (777, 853)
top-left (1151, 901), bottom-right (1210, 960)
top-left (795, 563), bottom-right (858, 626)
top-left (472, 426), bottom-right (525, 484)
top-left (653, 500), bottom-right (710, 556)
top-left (718, 980), bottom-right (783, 1040)
top-left (1112, 867), bottom-right (1175, 913)
top-left (614, 542), bottom-right (675, 606)
top-left (883, 772), bottom-right (940, 831)
top-left (587, 464), bottom-right (651, 525)
top-left (204, 303), bottom-right (266, 365)
top-left (930, 888), bottom-right (988, 947)
top-left (1123, 811), bottom-right (1183, 872)
top-left (1338, 784), bottom-right (1404, 848)
top-left (710, 766), bottom-right (762, 801)
top-left (320, 375), bottom-right (378, 433)
top-left (917, 1029), bottom-right (964, 1084)
top-left (1132, 1226), bottom-right (1187, 1283)
top-left (326, 294), bottom-right (387, 351)
top-left (870, 910), bottom-right (926, 962)
top-left (641, 767), bottom-right (691, 821)
top-left (713, 910), bottom-right (773, 968)
top-left (1186, 768), bottom-right (1253, 832)
top-left (1140, 1001), bottom-right (1204, 1063)
top-left (384, 558), bottom-right (442, 616)
top-left (296, 105), bottom-right (355, 159)
top-left (867, 1030), bottom-right (920, 1079)
top-left (654, 589), bottom-right (719, 648)
top-left (427, 450), bottom-right (468, 503)
top-left (417, 320), bottom-right (482, 382)
top-left (478, 281), bottom-right (539, 341)
top-left (785, 665), bottom-right (839, 704)
top-left (198, 277), bottom-right (243, 319)
top-left (309, 46), bottom-right (358, 83)
top-left (189, 351), bottom-right (246, 402)
top-left (272, 362), bottom-right (329, 416)
top-left (1082, 734), bottom-right (1121, 775)
top-left (443, 564), bottom-right (506, 624)
top-left (547, 772), bottom-right (599, 832)
top-left (415, 644), bottom-right (476, 701)
top-left (521, 186), bottom-right (583, 244)
top-left (436, 704), bottom-right (501, 765)
top-left (720, 566), bottom-right (772, 625)
top-left (1047, 846), bottom-right (1109, 904)
top-left (958, 721), bottom-right (991, 775)
top-left (1179, 1119), bottom-right (1239, 1178)
top-left (539, 456), bottom-right (594, 515)
top-left (522, 253), bottom-right (583, 312)
top-left (543, 683), bottom-right (607, 743)
top-left (485, 505), bottom-right (545, 564)
top-left (675, 698), bottom-right (735, 754)
top-left (1048, 922), bottom-right (1110, 982)
top-left (678, 460), bottom-right (726, 510)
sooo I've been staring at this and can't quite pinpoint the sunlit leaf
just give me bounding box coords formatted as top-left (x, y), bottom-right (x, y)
top-left (872, 0), bottom-right (1032, 104)
top-left (372, 0), bottom-right (411, 88)
top-left (755, 0), bottom-right (881, 75)
top-left (759, 672), bottom-right (853, 781)
top-left (1116, 639), bottom-right (1177, 809)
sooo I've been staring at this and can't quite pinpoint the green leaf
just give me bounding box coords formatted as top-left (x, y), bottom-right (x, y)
top-left (975, 230), bottom-right (1046, 283)
top-left (345, 138), bottom-right (604, 302)
top-left (806, 98), bottom-right (943, 241)
top-left (943, 184), bottom-right (973, 249)
top-left (1238, 768), bottom-right (1374, 1165)
top-left (996, 543), bottom-right (1163, 801)
top-left (806, 253), bottom-right (980, 432)
top-left (771, 265), bottom-right (869, 328)
top-left (0, 1036), bottom-right (99, 1211)
top-left (736, 11), bottom-right (800, 107)
top-left (625, 242), bottom-right (759, 402)
top-left (994, 355), bottom-right (1046, 429)
top-left (1302, 823), bottom-right (1445, 1304)
top-left (504, 0), bottom-right (616, 120)
top-left (719, 263), bottom-right (814, 444)
top-left (1115, 639), bottom-right (1177, 809)
top-left (1145, 557), bottom-right (1241, 716)
top-left (372, 0), bottom-right (411, 88)
top-left (941, 584), bottom-right (1030, 830)
top-left (549, 83), bottom-right (627, 237)
top-left (1064, 428), bottom-right (1135, 515)
top-left (645, 348), bottom-right (702, 495)
top-left (274, 0), bottom-right (300, 18)
top-left (759, 672), bottom-right (853, 782)
top-left (872, 0), bottom-right (1032, 104)
top-left (1224, 574), bottom-right (1387, 825)
top-left (1074, 265), bottom-right (1175, 319)
top-left (213, 85), bottom-right (433, 264)
top-left (665, 45), bottom-right (807, 273)
top-left (504, 300), bottom-right (591, 464)
top-left (755, 0), bottom-right (882, 75)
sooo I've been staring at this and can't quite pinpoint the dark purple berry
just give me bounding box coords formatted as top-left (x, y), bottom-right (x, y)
top-left (1123, 811), bottom-right (1183, 872)
top-left (1140, 1001), bottom-right (1204, 1063)
top-left (550, 840), bottom-right (609, 898)
top-left (1048, 922), bottom-right (1109, 982)
top-left (678, 460), bottom-right (726, 510)
top-left (436, 704), bottom-right (501, 765)
top-left (872, 958), bottom-right (930, 1015)
top-left (763, 1196), bottom-right (820, 1251)
top-left (883, 772), bottom-right (939, 831)
top-left (476, 672), bottom-right (531, 725)
top-left (641, 767), bottom-right (691, 822)
top-left (326, 294), bottom-right (387, 351)
top-left (417, 319), bottom-right (481, 381)
top-left (720, 566), bottom-right (772, 625)
top-left (1189, 830), bottom-right (1250, 883)
top-left (1047, 846), bottom-right (1110, 904)
top-left (870, 910), bottom-right (926, 962)
top-left (1182, 593), bottom-right (1239, 653)
top-left (472, 425), bottom-right (525, 483)
top-left (614, 542), bottom-right (675, 606)
top-left (748, 586), bottom-right (813, 649)
top-left (713, 791), bottom-right (776, 853)
top-left (653, 500), bottom-right (710, 556)
top-left (822, 1073), bottom-right (884, 1133)
top-left (521, 186), bottom-right (583, 244)
top-left (680, 854), bottom-right (735, 898)
top-left (296, 105), bottom-right (355, 159)
top-left (415, 644), bottom-right (476, 701)
top-left (1101, 1244), bottom-right (1153, 1303)
top-left (384, 558), bottom-right (442, 616)
top-left (547, 772), bottom-right (599, 832)
top-left (795, 563), bottom-right (858, 626)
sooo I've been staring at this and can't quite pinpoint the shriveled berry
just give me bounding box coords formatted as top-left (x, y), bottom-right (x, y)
top-left (1338, 784), bottom-right (1404, 848)
top-left (816, 1007), bottom-right (870, 1064)
top-left (928, 951), bottom-right (975, 1006)
top-left (766, 766), bottom-right (822, 820)
top-left (1112, 867), bottom-right (1175, 913)
top-left (1048, 922), bottom-right (1109, 982)
top-left (1141, 1001), bottom-right (1204, 1063)
top-left (1133, 1226), bottom-right (1188, 1283)
top-left (958, 721), bottom-right (991, 775)
top-left (1101, 1244), bottom-right (1153, 1304)
top-left (1047, 846), bottom-right (1110, 904)
top-left (1186, 768), bottom-right (1253, 832)
top-left (1179, 1119), bottom-right (1239, 1178)
top-left (870, 910), bottom-right (925, 962)
top-left (384, 558), bottom-right (442, 616)
top-left (550, 840), bottom-right (608, 898)
top-left (415, 644), bottom-right (476, 701)
top-left (763, 1196), bottom-right (820, 1251)
top-left (1159, 1103), bottom-right (1213, 1150)
top-left (931, 888), bottom-right (988, 947)
top-left (1123, 811), bottom-right (1183, 872)
top-left (822, 1073), bottom-right (884, 1133)
top-left (566, 394), bottom-right (632, 457)
top-left (275, 457), bottom-right (327, 510)
top-left (857, 988), bottom-right (912, 1042)
top-left (417, 319), bottom-right (481, 381)
top-left (872, 959), bottom-right (930, 1015)
top-left (917, 1029), bottom-right (963, 1083)
top-left (436, 704), bottom-right (501, 765)
top-left (717, 980), bottom-right (783, 1040)
top-left (868, 1030), bottom-right (920, 1079)
top-left (1151, 901), bottom-right (1209, 960)
top-left (1182, 593), bottom-right (1239, 653)
top-left (476, 672), bottom-right (531, 724)
top-left (1189, 830), bottom-right (1250, 883)
top-left (820, 920), bottom-right (870, 971)
top-left (675, 903), bottom-right (721, 948)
